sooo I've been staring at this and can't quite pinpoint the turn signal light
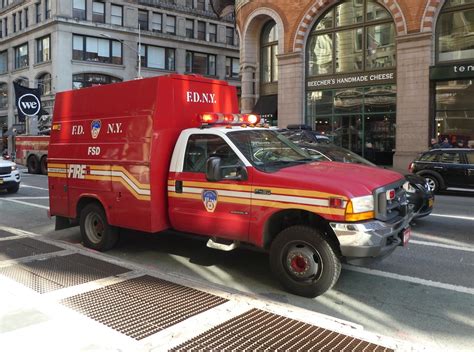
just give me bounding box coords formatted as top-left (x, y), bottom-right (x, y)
top-left (344, 200), bottom-right (374, 222)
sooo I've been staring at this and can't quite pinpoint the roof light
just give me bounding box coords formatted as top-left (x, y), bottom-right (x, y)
top-left (198, 113), bottom-right (261, 126)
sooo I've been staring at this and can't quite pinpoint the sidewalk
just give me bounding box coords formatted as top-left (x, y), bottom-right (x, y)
top-left (0, 225), bottom-right (419, 352)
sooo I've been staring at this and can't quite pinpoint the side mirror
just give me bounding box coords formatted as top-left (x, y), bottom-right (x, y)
top-left (206, 156), bottom-right (222, 182)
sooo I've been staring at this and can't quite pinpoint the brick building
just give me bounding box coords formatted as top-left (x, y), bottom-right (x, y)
top-left (236, 0), bottom-right (474, 169)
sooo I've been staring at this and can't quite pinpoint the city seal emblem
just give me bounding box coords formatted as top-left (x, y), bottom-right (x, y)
top-left (91, 120), bottom-right (102, 139)
top-left (202, 190), bottom-right (218, 213)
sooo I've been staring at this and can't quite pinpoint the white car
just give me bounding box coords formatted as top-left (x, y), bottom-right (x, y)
top-left (0, 157), bottom-right (21, 193)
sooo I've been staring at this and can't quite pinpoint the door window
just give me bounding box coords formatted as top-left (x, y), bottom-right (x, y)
top-left (466, 151), bottom-right (474, 164)
top-left (439, 152), bottom-right (461, 164)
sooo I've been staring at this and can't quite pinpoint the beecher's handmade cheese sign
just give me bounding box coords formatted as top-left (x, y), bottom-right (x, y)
top-left (307, 69), bottom-right (396, 90)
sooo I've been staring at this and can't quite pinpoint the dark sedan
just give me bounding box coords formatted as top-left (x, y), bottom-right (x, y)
top-left (289, 141), bottom-right (434, 219)
top-left (409, 148), bottom-right (474, 194)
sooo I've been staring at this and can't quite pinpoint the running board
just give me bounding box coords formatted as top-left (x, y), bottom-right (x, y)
top-left (206, 238), bottom-right (239, 251)
top-left (446, 187), bottom-right (474, 192)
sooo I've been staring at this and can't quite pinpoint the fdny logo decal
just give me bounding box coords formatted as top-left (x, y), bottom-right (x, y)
top-left (91, 120), bottom-right (102, 139)
top-left (202, 190), bottom-right (218, 213)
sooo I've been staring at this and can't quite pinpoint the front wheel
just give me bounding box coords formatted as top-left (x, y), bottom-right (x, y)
top-left (423, 174), bottom-right (440, 193)
top-left (80, 203), bottom-right (119, 251)
top-left (269, 225), bottom-right (341, 298)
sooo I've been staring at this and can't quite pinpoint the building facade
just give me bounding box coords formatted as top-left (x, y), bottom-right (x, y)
top-left (0, 0), bottom-right (240, 151)
top-left (236, 0), bottom-right (474, 170)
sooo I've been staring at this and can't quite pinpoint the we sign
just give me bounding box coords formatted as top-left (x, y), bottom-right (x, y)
top-left (18, 94), bottom-right (41, 116)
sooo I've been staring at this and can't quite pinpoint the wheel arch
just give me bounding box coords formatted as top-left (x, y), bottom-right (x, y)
top-left (416, 170), bottom-right (445, 190)
top-left (76, 195), bottom-right (110, 223)
top-left (261, 208), bottom-right (340, 252)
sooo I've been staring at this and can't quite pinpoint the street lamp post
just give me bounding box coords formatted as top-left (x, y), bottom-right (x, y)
top-left (101, 24), bottom-right (142, 79)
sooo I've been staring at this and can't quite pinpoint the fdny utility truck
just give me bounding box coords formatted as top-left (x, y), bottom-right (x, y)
top-left (48, 74), bottom-right (412, 297)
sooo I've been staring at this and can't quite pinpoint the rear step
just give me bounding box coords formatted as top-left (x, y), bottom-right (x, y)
top-left (206, 238), bottom-right (239, 251)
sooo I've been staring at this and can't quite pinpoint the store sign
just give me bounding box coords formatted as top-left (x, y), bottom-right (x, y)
top-left (430, 63), bottom-right (474, 80)
top-left (307, 69), bottom-right (396, 90)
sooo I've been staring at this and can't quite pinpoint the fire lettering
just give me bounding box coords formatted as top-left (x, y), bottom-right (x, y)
top-left (67, 164), bottom-right (86, 179)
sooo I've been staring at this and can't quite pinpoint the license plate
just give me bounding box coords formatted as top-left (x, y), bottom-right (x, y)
top-left (402, 227), bottom-right (411, 246)
top-left (428, 198), bottom-right (434, 207)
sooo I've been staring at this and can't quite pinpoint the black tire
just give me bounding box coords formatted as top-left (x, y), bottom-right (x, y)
top-left (27, 155), bottom-right (40, 174)
top-left (80, 203), bottom-right (119, 251)
top-left (269, 225), bottom-right (341, 298)
top-left (423, 174), bottom-right (440, 193)
top-left (7, 183), bottom-right (20, 193)
top-left (40, 156), bottom-right (48, 175)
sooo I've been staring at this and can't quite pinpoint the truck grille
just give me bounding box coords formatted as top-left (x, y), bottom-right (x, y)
top-left (374, 180), bottom-right (408, 222)
top-left (0, 166), bottom-right (11, 175)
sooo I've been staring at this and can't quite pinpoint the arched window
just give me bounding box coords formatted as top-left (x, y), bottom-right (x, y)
top-left (436, 0), bottom-right (474, 62)
top-left (72, 73), bottom-right (122, 89)
top-left (261, 21), bottom-right (278, 84)
top-left (307, 0), bottom-right (395, 76)
top-left (0, 83), bottom-right (7, 109)
top-left (37, 73), bottom-right (52, 96)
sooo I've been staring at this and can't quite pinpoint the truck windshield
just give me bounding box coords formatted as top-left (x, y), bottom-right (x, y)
top-left (227, 130), bottom-right (314, 172)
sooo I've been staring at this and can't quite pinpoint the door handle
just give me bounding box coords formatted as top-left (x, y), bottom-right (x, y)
top-left (175, 180), bottom-right (183, 194)
top-left (433, 166), bottom-right (444, 170)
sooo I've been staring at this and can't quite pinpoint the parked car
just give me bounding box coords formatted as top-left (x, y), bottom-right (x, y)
top-left (284, 140), bottom-right (434, 219)
top-left (409, 148), bottom-right (474, 194)
top-left (0, 156), bottom-right (21, 193)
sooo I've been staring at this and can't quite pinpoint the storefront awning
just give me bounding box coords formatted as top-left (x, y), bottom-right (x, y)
top-left (252, 95), bottom-right (278, 117)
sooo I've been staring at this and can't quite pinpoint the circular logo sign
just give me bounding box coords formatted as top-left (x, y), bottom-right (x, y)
top-left (18, 93), bottom-right (41, 116)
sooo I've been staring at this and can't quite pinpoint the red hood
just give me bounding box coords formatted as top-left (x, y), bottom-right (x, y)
top-left (264, 161), bottom-right (404, 198)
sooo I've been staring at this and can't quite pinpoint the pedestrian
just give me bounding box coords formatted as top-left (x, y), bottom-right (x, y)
top-left (439, 137), bottom-right (452, 148)
top-left (430, 138), bottom-right (440, 149)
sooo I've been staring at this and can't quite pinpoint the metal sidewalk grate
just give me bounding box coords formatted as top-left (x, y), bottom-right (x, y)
top-left (0, 230), bottom-right (17, 239)
top-left (0, 253), bottom-right (131, 293)
top-left (0, 237), bottom-right (62, 261)
top-left (61, 275), bottom-right (228, 340)
top-left (171, 308), bottom-right (394, 351)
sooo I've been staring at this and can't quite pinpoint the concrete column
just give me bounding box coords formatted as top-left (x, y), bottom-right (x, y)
top-left (277, 52), bottom-right (304, 128)
top-left (393, 32), bottom-right (433, 172)
top-left (240, 61), bottom-right (256, 113)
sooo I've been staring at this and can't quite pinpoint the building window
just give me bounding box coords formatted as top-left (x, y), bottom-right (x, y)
top-left (36, 36), bottom-right (51, 63)
top-left (437, 0), bottom-right (474, 62)
top-left (45, 0), bottom-right (51, 19)
top-left (92, 1), bottom-right (105, 23)
top-left (19, 11), bottom-right (22, 30)
top-left (25, 8), bottom-right (29, 27)
top-left (226, 57), bottom-right (239, 79)
top-left (35, 2), bottom-right (41, 23)
top-left (15, 43), bottom-right (29, 69)
top-left (186, 19), bottom-right (194, 38)
top-left (0, 82), bottom-right (7, 109)
top-left (37, 73), bottom-right (52, 95)
top-left (151, 13), bottom-right (162, 32)
top-left (111, 5), bottom-right (123, 26)
top-left (186, 0), bottom-right (194, 8)
top-left (208, 23), bottom-right (216, 42)
top-left (138, 10), bottom-right (148, 31)
top-left (307, 0), bottom-right (395, 76)
top-left (73, 35), bottom-right (122, 65)
top-left (261, 21), bottom-right (278, 84)
top-left (226, 26), bottom-right (234, 45)
top-left (0, 20), bottom-right (2, 38)
top-left (73, 0), bottom-right (86, 20)
top-left (3, 18), bottom-right (7, 36)
top-left (73, 73), bottom-right (122, 90)
top-left (13, 13), bottom-right (16, 33)
top-left (186, 51), bottom-right (216, 76)
top-left (166, 15), bottom-right (176, 34)
top-left (197, 0), bottom-right (205, 11)
top-left (197, 21), bottom-right (206, 40)
top-left (0, 51), bottom-right (7, 74)
top-left (139, 45), bottom-right (175, 71)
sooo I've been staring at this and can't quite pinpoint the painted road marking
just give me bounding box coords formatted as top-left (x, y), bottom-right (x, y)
top-left (20, 184), bottom-right (49, 191)
top-left (7, 197), bottom-right (49, 200)
top-left (410, 239), bottom-right (474, 253)
top-left (1, 199), bottom-right (49, 210)
top-left (430, 213), bottom-right (474, 221)
top-left (343, 265), bottom-right (474, 295)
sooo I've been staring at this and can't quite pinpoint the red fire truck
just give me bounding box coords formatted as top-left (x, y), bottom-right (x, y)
top-left (15, 135), bottom-right (49, 174)
top-left (48, 74), bottom-right (412, 297)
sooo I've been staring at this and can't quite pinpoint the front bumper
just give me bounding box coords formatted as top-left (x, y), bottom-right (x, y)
top-left (0, 171), bottom-right (21, 189)
top-left (330, 212), bottom-right (413, 265)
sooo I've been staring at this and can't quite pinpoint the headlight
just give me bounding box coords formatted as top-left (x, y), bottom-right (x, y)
top-left (403, 181), bottom-right (416, 193)
top-left (11, 165), bottom-right (17, 171)
top-left (350, 195), bottom-right (374, 213)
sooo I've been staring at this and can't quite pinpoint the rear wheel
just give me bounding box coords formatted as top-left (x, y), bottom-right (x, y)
top-left (424, 174), bottom-right (440, 193)
top-left (80, 203), bottom-right (119, 251)
top-left (27, 155), bottom-right (40, 174)
top-left (40, 156), bottom-right (48, 175)
top-left (269, 225), bottom-right (341, 298)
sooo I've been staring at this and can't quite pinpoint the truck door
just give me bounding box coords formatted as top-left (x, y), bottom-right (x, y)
top-left (169, 134), bottom-right (251, 241)
top-left (48, 163), bottom-right (69, 216)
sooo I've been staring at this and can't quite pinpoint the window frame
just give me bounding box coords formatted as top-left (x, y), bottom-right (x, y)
top-left (36, 35), bottom-right (51, 63)
top-left (185, 51), bottom-right (217, 76)
top-left (72, 34), bottom-right (123, 65)
top-left (92, 1), bottom-right (105, 23)
top-left (73, 0), bottom-right (86, 20)
top-left (138, 9), bottom-right (149, 31)
top-left (139, 44), bottom-right (175, 71)
top-left (111, 4), bottom-right (123, 26)
top-left (14, 43), bottom-right (29, 69)
top-left (226, 57), bottom-right (239, 79)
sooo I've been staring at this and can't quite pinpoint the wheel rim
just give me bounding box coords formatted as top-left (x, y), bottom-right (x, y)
top-left (284, 242), bottom-right (323, 282)
top-left (425, 177), bottom-right (436, 192)
top-left (85, 212), bottom-right (105, 244)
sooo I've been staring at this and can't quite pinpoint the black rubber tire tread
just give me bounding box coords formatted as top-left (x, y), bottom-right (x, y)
top-left (7, 183), bottom-right (20, 193)
top-left (40, 156), bottom-right (48, 175)
top-left (269, 225), bottom-right (341, 298)
top-left (80, 203), bottom-right (119, 251)
top-left (27, 155), bottom-right (40, 174)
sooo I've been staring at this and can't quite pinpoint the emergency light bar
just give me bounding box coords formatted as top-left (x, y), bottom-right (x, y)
top-left (199, 113), bottom-right (260, 126)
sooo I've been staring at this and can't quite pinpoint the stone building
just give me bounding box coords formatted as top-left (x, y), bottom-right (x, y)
top-left (236, 0), bottom-right (474, 169)
top-left (0, 0), bottom-right (240, 151)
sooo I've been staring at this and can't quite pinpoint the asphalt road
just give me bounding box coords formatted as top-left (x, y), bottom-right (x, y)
top-left (1, 171), bottom-right (473, 351)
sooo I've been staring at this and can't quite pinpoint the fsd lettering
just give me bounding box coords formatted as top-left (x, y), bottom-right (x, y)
top-left (88, 146), bottom-right (101, 156)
